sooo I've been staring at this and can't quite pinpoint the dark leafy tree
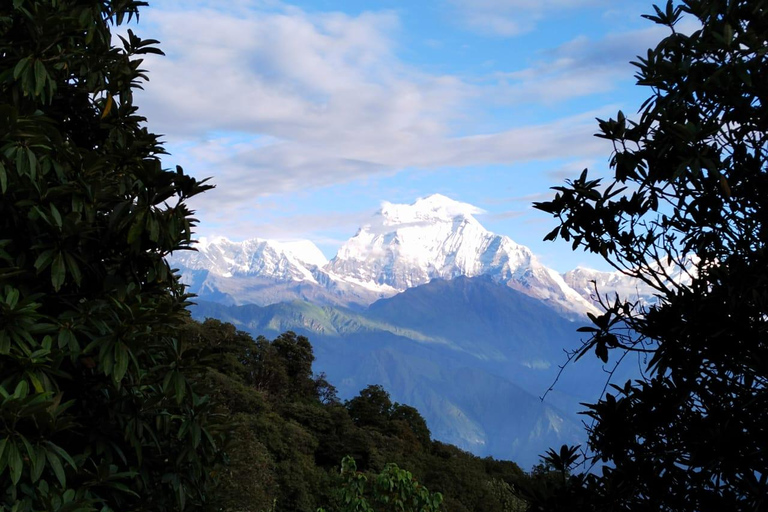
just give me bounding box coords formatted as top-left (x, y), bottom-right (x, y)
top-left (273, 331), bottom-right (316, 398)
top-left (514, 445), bottom-right (584, 511)
top-left (0, 1), bottom-right (220, 510)
top-left (247, 331), bottom-right (322, 402)
top-left (346, 386), bottom-right (432, 454)
top-left (315, 371), bottom-right (340, 405)
top-left (534, 1), bottom-right (768, 511)
top-left (389, 403), bottom-right (431, 448)
top-left (346, 385), bottom-right (394, 431)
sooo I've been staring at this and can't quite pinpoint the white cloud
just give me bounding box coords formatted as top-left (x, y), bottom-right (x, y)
top-left (447, 0), bottom-right (613, 36)
top-left (492, 25), bottom-right (670, 104)
top-left (132, 2), bottom-right (631, 219)
top-left (196, 205), bottom-right (375, 250)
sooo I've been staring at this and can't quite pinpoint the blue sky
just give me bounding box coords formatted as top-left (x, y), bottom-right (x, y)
top-left (133, 0), bottom-right (677, 272)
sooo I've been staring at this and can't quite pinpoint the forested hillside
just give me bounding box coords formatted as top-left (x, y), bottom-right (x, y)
top-left (187, 276), bottom-right (601, 468)
top-left (182, 318), bottom-right (546, 512)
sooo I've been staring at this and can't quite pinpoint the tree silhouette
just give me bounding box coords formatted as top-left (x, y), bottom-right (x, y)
top-left (533, 1), bottom-right (768, 510)
top-left (0, 1), bottom-right (219, 510)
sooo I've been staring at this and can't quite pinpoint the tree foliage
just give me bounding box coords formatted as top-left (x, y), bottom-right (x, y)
top-left (533, 1), bottom-right (768, 510)
top-left (346, 385), bottom-right (431, 448)
top-left (0, 1), bottom-right (220, 510)
top-left (319, 456), bottom-right (443, 512)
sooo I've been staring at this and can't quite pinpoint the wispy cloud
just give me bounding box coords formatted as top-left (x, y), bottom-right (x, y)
top-left (124, 1), bottom-right (680, 231)
top-left (483, 209), bottom-right (528, 221)
top-left (205, 208), bottom-right (373, 243)
top-left (492, 25), bottom-right (669, 104)
top-left (447, 0), bottom-right (613, 37)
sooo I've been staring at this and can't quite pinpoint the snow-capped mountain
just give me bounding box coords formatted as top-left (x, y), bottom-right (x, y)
top-left (175, 236), bottom-right (327, 281)
top-left (563, 256), bottom-right (698, 307)
top-left (170, 236), bottom-right (390, 307)
top-left (563, 267), bottom-right (656, 306)
top-left (171, 194), bottom-right (598, 317)
top-left (327, 194), bottom-right (597, 316)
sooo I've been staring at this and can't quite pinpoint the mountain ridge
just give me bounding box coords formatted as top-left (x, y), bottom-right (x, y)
top-left (187, 276), bottom-right (613, 467)
top-left (172, 194), bottom-right (598, 317)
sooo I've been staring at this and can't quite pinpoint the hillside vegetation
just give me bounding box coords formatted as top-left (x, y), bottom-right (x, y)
top-left (183, 318), bottom-right (539, 512)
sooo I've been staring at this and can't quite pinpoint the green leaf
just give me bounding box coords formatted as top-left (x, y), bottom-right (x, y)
top-left (13, 56), bottom-right (30, 79)
top-left (45, 450), bottom-right (66, 487)
top-left (63, 252), bottom-right (82, 286)
top-left (113, 343), bottom-right (129, 382)
top-left (0, 162), bottom-right (6, 193)
top-left (174, 371), bottom-right (186, 404)
top-left (26, 147), bottom-right (37, 178)
top-left (20, 435), bottom-right (34, 464)
top-left (148, 216), bottom-right (159, 242)
top-left (8, 442), bottom-right (22, 485)
top-left (33, 59), bottom-right (46, 96)
top-left (34, 249), bottom-right (56, 272)
top-left (13, 380), bottom-right (29, 399)
top-left (15, 145), bottom-right (26, 176)
top-left (191, 422), bottom-right (201, 449)
top-left (30, 445), bottom-right (45, 483)
top-left (0, 438), bottom-right (7, 464)
top-left (50, 203), bottom-right (62, 228)
top-left (5, 286), bottom-right (19, 308)
top-left (51, 252), bottom-right (65, 291)
top-left (28, 371), bottom-right (44, 393)
top-left (162, 370), bottom-right (174, 393)
top-left (46, 441), bottom-right (77, 470)
top-left (103, 480), bottom-right (140, 497)
top-left (127, 211), bottom-right (146, 243)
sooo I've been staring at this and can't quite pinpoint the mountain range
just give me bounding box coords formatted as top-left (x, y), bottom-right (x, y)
top-left (189, 276), bottom-right (637, 468)
top-left (171, 194), bottom-right (624, 316)
top-left (171, 195), bottom-right (648, 468)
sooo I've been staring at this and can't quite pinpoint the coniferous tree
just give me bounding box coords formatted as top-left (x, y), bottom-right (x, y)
top-left (0, 1), bottom-right (219, 510)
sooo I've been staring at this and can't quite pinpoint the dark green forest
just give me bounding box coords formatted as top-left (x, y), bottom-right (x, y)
top-left (1, 0), bottom-right (766, 511)
top-left (182, 319), bottom-right (539, 512)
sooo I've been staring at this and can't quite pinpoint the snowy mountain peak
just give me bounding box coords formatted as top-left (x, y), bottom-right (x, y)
top-left (327, 197), bottom-right (598, 317)
top-left (276, 240), bottom-right (328, 268)
top-left (378, 194), bottom-right (485, 225)
top-left (563, 256), bottom-right (699, 306)
top-left (172, 195), bottom-right (600, 317)
top-left (171, 237), bottom-right (325, 282)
